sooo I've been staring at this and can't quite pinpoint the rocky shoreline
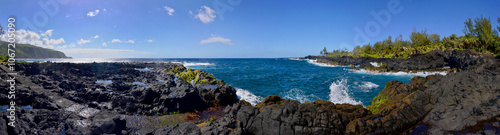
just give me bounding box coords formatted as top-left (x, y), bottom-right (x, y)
top-left (0, 62), bottom-right (239, 134)
top-left (1, 49), bottom-right (499, 134)
top-left (304, 49), bottom-right (497, 74)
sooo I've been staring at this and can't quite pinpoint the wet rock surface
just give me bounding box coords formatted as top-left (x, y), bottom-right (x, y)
top-left (0, 62), bottom-right (238, 134)
top-left (1, 49), bottom-right (499, 134)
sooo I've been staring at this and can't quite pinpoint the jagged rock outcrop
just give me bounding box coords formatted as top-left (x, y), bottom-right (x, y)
top-left (198, 96), bottom-right (368, 135)
top-left (346, 62), bottom-right (500, 134)
top-left (0, 62), bottom-right (238, 134)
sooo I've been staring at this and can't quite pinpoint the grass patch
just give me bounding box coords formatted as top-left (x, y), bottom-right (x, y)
top-left (168, 67), bottom-right (224, 85)
top-left (366, 95), bottom-right (391, 115)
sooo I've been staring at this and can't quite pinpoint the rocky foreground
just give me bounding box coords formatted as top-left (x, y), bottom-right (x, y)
top-left (0, 62), bottom-right (238, 134)
top-left (0, 49), bottom-right (500, 135)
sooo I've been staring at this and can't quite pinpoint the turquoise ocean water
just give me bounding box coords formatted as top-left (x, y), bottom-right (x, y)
top-left (21, 58), bottom-right (442, 106)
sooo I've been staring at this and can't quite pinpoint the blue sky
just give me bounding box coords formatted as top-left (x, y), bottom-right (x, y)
top-left (0, 0), bottom-right (499, 58)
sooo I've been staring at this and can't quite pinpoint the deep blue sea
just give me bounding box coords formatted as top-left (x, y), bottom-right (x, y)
top-left (20, 58), bottom-right (443, 106)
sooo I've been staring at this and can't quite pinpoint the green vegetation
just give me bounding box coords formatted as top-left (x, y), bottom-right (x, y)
top-left (0, 55), bottom-right (9, 62)
top-left (0, 24), bottom-right (68, 58)
top-left (167, 66), bottom-right (187, 74)
top-left (321, 15), bottom-right (500, 58)
top-left (366, 94), bottom-right (391, 114)
top-left (0, 41), bottom-right (70, 58)
top-left (167, 66), bottom-right (224, 85)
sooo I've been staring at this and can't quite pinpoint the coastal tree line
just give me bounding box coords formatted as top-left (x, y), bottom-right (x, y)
top-left (321, 16), bottom-right (500, 58)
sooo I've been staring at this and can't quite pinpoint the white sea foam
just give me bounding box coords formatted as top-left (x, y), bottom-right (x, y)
top-left (370, 62), bottom-right (381, 67)
top-left (329, 79), bottom-right (363, 105)
top-left (356, 81), bottom-right (379, 92)
top-left (282, 88), bottom-right (319, 103)
top-left (350, 69), bottom-right (447, 76)
top-left (288, 58), bottom-right (306, 61)
top-left (235, 88), bottom-right (263, 105)
top-left (20, 58), bottom-right (132, 63)
top-left (170, 61), bottom-right (214, 67)
top-left (306, 59), bottom-right (349, 67)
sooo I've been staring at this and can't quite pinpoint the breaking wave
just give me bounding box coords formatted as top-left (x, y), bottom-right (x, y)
top-left (235, 88), bottom-right (263, 106)
top-left (306, 59), bottom-right (348, 67)
top-left (282, 88), bottom-right (320, 103)
top-left (354, 81), bottom-right (379, 92)
top-left (329, 79), bottom-right (363, 105)
top-left (170, 61), bottom-right (215, 67)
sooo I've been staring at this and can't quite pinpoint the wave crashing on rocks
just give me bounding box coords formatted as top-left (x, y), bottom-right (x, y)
top-left (329, 79), bottom-right (363, 105)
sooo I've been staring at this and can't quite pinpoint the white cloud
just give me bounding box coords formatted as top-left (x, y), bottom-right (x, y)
top-left (77, 38), bottom-right (91, 44)
top-left (164, 6), bottom-right (175, 16)
top-left (59, 48), bottom-right (137, 58)
top-left (56, 45), bottom-right (67, 49)
top-left (87, 10), bottom-right (100, 17)
top-left (125, 40), bottom-right (135, 44)
top-left (111, 39), bottom-right (134, 43)
top-left (0, 29), bottom-right (65, 49)
top-left (111, 39), bottom-right (122, 43)
top-left (56, 43), bottom-right (75, 49)
top-left (146, 39), bottom-right (154, 43)
top-left (43, 38), bottom-right (65, 45)
top-left (94, 35), bottom-right (99, 39)
top-left (102, 42), bottom-right (107, 46)
top-left (193, 6), bottom-right (216, 24)
top-left (41, 29), bottom-right (53, 37)
top-left (103, 8), bottom-right (107, 12)
top-left (200, 34), bottom-right (234, 45)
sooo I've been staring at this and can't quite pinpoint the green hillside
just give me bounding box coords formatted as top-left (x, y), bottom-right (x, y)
top-left (0, 41), bottom-right (70, 58)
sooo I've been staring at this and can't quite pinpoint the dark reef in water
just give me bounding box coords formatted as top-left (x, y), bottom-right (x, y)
top-left (1, 49), bottom-right (500, 134)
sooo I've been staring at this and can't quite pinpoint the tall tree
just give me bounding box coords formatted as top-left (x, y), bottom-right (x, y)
top-left (463, 18), bottom-right (475, 37)
top-left (410, 28), bottom-right (430, 48)
top-left (321, 47), bottom-right (328, 55)
top-left (497, 17), bottom-right (500, 33)
top-left (430, 34), bottom-right (440, 44)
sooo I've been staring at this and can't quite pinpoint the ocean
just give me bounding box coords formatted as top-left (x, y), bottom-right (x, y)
top-left (20, 58), bottom-right (440, 107)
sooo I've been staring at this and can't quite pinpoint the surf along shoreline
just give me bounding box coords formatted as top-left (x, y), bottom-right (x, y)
top-left (299, 49), bottom-right (492, 75)
top-left (2, 49), bottom-right (500, 134)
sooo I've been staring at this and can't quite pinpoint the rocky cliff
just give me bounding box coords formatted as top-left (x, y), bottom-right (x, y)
top-left (0, 41), bottom-right (70, 58)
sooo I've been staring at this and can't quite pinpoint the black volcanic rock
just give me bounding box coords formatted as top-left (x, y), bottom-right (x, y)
top-left (210, 99), bottom-right (369, 135)
top-left (305, 49), bottom-right (495, 72)
top-left (1, 50), bottom-right (499, 134)
top-left (0, 62), bottom-right (239, 134)
top-left (346, 65), bottom-right (500, 134)
top-left (199, 85), bottom-right (239, 108)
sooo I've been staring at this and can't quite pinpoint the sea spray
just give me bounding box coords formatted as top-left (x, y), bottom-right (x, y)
top-left (355, 81), bottom-right (380, 92)
top-left (305, 59), bottom-right (349, 67)
top-left (18, 58), bottom-right (420, 106)
top-left (281, 88), bottom-right (320, 103)
top-left (175, 62), bottom-right (214, 67)
top-left (329, 79), bottom-right (363, 105)
top-left (235, 88), bottom-right (263, 105)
